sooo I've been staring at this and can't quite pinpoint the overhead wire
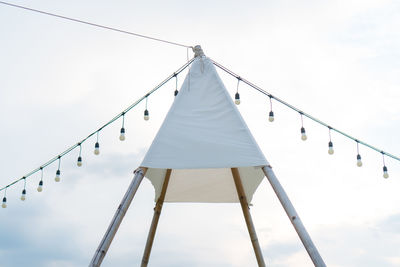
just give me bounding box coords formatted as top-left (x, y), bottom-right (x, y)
top-left (0, 57), bottom-right (195, 192)
top-left (211, 59), bottom-right (400, 162)
top-left (0, 1), bottom-right (192, 49)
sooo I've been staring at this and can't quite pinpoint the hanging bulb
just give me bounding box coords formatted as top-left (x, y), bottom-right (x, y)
top-left (144, 109), bottom-right (149, 121)
top-left (119, 127), bottom-right (126, 141)
top-left (2, 197), bottom-right (6, 208)
top-left (356, 154), bottom-right (362, 167)
top-left (383, 166), bottom-right (389, 178)
top-left (55, 169), bottom-right (61, 182)
top-left (301, 127), bottom-right (307, 141)
top-left (328, 141), bottom-right (334, 155)
top-left (21, 189), bottom-right (26, 201)
top-left (77, 156), bottom-right (83, 167)
top-left (268, 111), bottom-right (274, 122)
top-left (37, 180), bottom-right (43, 192)
top-left (235, 92), bottom-right (240, 105)
top-left (174, 75), bottom-right (179, 97)
top-left (94, 142), bottom-right (100, 155)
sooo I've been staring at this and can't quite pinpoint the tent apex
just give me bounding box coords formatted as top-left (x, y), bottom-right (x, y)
top-left (193, 45), bottom-right (205, 57)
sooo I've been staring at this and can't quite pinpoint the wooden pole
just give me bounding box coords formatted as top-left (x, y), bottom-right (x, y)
top-left (89, 167), bottom-right (147, 267)
top-left (141, 169), bottom-right (172, 267)
top-left (262, 166), bottom-right (326, 267)
top-left (231, 168), bottom-right (266, 267)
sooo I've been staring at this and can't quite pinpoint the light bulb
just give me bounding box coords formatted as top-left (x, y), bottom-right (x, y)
top-left (55, 169), bottom-right (61, 182)
top-left (269, 111), bottom-right (274, 122)
top-left (356, 154), bottom-right (362, 167)
top-left (94, 142), bottom-right (100, 155)
top-left (77, 156), bottom-right (82, 167)
top-left (301, 127), bottom-right (307, 141)
top-left (328, 141), bottom-right (334, 155)
top-left (119, 127), bottom-right (126, 141)
top-left (234, 92), bottom-right (240, 105)
top-left (21, 189), bottom-right (26, 201)
top-left (174, 89), bottom-right (178, 96)
top-left (144, 109), bottom-right (149, 121)
top-left (2, 197), bottom-right (6, 208)
top-left (383, 166), bottom-right (389, 178)
top-left (37, 180), bottom-right (43, 192)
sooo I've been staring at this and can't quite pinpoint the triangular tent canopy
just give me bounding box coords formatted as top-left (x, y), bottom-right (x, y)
top-left (141, 56), bottom-right (269, 203)
top-left (93, 51), bottom-right (325, 267)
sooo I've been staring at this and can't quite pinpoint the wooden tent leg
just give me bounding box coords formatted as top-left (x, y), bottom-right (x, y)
top-left (231, 168), bottom-right (266, 267)
top-left (141, 169), bottom-right (172, 267)
top-left (90, 167), bottom-right (147, 267)
top-left (262, 166), bottom-right (326, 267)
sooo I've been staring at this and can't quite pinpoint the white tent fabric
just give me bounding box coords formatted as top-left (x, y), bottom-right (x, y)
top-left (141, 56), bottom-right (268, 203)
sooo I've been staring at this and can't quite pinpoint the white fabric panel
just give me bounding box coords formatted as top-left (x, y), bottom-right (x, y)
top-left (146, 167), bottom-right (265, 203)
top-left (141, 56), bottom-right (268, 203)
top-left (141, 57), bottom-right (268, 169)
top-left (166, 168), bottom-right (238, 202)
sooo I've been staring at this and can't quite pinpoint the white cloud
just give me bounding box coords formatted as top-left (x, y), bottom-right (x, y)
top-left (0, 1), bottom-right (399, 266)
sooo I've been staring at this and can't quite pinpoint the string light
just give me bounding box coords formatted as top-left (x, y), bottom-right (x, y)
top-left (235, 78), bottom-right (241, 105)
top-left (94, 132), bottom-right (100, 155)
top-left (21, 178), bottom-right (26, 201)
top-left (211, 59), bottom-right (400, 176)
top-left (356, 141), bottom-right (362, 167)
top-left (144, 95), bottom-right (150, 121)
top-left (37, 167), bottom-right (44, 192)
top-left (268, 95), bottom-right (274, 122)
top-left (0, 58), bottom-right (196, 202)
top-left (2, 187), bottom-right (7, 208)
top-left (55, 156), bottom-right (61, 182)
top-left (174, 74), bottom-right (179, 97)
top-left (77, 144), bottom-right (83, 167)
top-left (382, 152), bottom-right (389, 179)
top-left (328, 127), bottom-right (334, 155)
top-left (300, 113), bottom-right (307, 141)
top-left (119, 113), bottom-right (126, 141)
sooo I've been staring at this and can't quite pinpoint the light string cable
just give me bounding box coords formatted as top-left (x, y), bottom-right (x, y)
top-left (0, 57), bottom-right (195, 192)
top-left (211, 59), bottom-right (400, 162)
top-left (0, 1), bottom-right (192, 49)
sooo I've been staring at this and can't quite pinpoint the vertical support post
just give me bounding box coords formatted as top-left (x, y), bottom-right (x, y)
top-left (90, 167), bottom-right (147, 267)
top-left (141, 169), bottom-right (172, 267)
top-left (231, 168), bottom-right (266, 267)
top-left (262, 165), bottom-right (326, 267)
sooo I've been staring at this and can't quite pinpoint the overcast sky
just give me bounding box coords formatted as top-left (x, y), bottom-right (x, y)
top-left (1, 1), bottom-right (400, 266)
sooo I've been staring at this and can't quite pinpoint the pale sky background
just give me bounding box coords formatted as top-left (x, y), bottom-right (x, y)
top-left (1, 0), bottom-right (400, 266)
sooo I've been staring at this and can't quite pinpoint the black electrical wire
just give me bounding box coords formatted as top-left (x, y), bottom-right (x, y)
top-left (0, 1), bottom-right (192, 49)
top-left (211, 59), bottom-right (400, 162)
top-left (0, 57), bottom-right (195, 192)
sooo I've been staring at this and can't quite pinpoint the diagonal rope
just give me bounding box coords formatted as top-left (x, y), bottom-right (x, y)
top-left (0, 1), bottom-right (192, 49)
top-left (0, 57), bottom-right (195, 192)
top-left (211, 59), bottom-right (400, 162)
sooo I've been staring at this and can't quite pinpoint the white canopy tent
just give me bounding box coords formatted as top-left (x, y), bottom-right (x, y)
top-left (90, 47), bottom-right (326, 267)
top-left (142, 55), bottom-right (267, 203)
